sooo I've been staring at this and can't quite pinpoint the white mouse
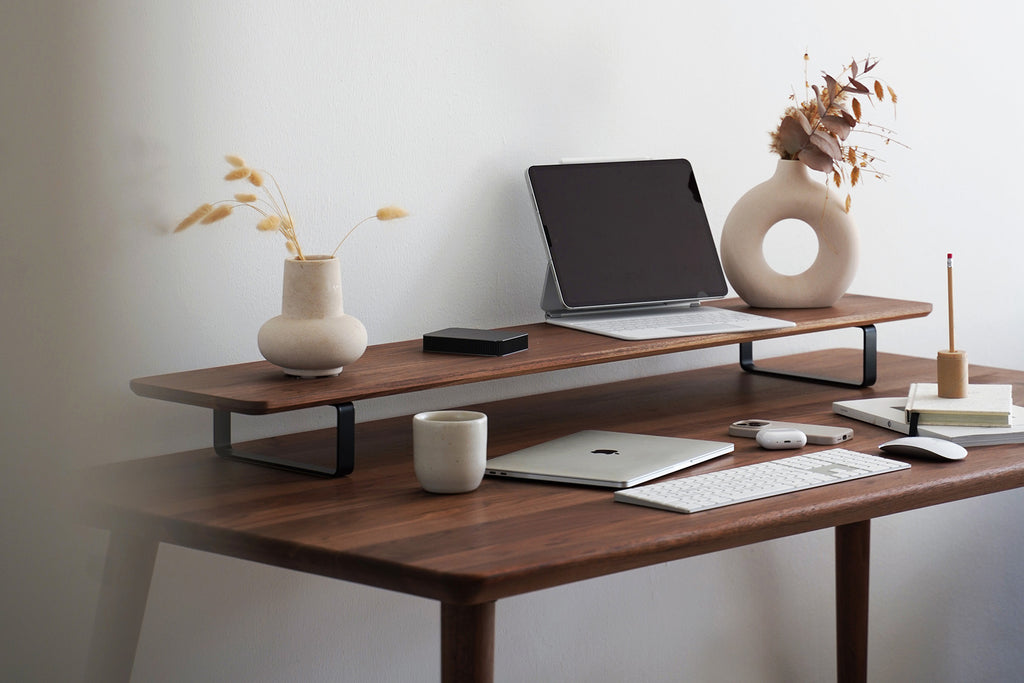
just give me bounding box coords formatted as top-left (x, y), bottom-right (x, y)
top-left (878, 436), bottom-right (967, 461)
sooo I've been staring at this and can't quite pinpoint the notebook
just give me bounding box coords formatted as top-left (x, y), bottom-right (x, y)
top-left (905, 383), bottom-right (1014, 427)
top-left (484, 430), bottom-right (734, 489)
top-left (526, 158), bottom-right (795, 340)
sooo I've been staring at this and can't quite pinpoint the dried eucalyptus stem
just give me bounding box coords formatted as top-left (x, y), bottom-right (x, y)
top-left (769, 55), bottom-right (906, 211)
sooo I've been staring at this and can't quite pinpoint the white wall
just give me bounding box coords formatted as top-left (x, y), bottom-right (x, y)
top-left (3, 1), bottom-right (1023, 681)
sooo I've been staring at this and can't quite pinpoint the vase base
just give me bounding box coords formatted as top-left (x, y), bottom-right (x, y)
top-left (279, 366), bottom-right (344, 379)
top-left (743, 297), bottom-right (842, 309)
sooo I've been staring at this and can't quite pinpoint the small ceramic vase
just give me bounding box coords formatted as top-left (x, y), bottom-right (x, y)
top-left (257, 255), bottom-right (367, 377)
top-left (720, 159), bottom-right (858, 308)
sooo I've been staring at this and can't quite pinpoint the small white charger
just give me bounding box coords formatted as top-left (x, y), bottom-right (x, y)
top-left (755, 428), bottom-right (808, 450)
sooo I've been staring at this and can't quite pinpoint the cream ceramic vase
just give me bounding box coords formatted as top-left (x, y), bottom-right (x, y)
top-left (257, 255), bottom-right (367, 377)
top-left (720, 159), bottom-right (858, 308)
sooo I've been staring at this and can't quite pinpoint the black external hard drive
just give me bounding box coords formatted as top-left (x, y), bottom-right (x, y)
top-left (422, 328), bottom-right (529, 356)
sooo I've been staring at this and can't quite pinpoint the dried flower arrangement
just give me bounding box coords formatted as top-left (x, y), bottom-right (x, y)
top-left (769, 54), bottom-right (902, 211)
top-left (175, 155), bottom-right (408, 259)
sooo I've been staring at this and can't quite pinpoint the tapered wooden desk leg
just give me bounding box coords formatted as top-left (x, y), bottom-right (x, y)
top-left (441, 602), bottom-right (495, 683)
top-left (85, 531), bottom-right (158, 683)
top-left (836, 520), bottom-right (871, 683)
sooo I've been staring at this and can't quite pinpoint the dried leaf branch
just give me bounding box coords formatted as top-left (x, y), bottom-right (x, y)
top-left (175, 155), bottom-right (408, 259)
top-left (769, 54), bottom-right (906, 210)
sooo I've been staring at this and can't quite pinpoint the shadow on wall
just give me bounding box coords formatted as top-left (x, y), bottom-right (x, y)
top-left (0, 4), bottom-right (161, 681)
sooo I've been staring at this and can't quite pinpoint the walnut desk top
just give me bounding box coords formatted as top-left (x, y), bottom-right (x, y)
top-left (83, 348), bottom-right (1024, 683)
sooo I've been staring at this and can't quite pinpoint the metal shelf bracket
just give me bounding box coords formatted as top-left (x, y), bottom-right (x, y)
top-left (213, 402), bottom-right (355, 477)
top-left (739, 325), bottom-right (877, 388)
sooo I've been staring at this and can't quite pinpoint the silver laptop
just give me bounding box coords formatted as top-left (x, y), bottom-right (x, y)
top-left (526, 158), bottom-right (794, 340)
top-left (484, 430), bottom-right (734, 489)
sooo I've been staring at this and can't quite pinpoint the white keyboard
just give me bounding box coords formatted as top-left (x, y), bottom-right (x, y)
top-left (548, 305), bottom-right (794, 340)
top-left (614, 448), bottom-right (910, 513)
top-left (585, 308), bottom-right (754, 333)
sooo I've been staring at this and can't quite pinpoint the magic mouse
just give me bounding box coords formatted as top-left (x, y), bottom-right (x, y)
top-left (879, 436), bottom-right (967, 461)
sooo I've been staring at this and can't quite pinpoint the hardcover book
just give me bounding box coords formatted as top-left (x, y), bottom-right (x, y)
top-left (904, 383), bottom-right (1014, 428)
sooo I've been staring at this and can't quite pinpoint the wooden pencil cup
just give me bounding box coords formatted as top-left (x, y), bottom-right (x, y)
top-left (937, 350), bottom-right (968, 398)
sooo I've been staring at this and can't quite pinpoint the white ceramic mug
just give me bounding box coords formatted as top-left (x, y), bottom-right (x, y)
top-left (412, 410), bottom-right (488, 494)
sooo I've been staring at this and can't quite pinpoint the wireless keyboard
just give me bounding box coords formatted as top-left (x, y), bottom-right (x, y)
top-left (554, 306), bottom-right (793, 340)
top-left (613, 448), bottom-right (910, 513)
top-left (584, 308), bottom-right (758, 333)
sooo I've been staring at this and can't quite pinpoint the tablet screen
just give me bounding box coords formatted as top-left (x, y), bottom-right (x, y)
top-left (527, 158), bottom-right (727, 310)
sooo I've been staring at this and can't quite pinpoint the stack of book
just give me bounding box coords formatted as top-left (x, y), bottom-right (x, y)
top-left (833, 383), bottom-right (1022, 447)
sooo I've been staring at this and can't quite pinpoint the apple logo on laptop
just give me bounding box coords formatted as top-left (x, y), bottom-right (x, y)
top-left (591, 448), bottom-right (620, 456)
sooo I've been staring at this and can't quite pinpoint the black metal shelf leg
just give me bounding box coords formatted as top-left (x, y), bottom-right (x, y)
top-left (213, 402), bottom-right (355, 477)
top-left (739, 324), bottom-right (877, 388)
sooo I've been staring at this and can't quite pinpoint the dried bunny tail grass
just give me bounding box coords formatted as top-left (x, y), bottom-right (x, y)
top-left (261, 169), bottom-right (293, 225)
top-left (331, 206), bottom-right (410, 257)
top-left (174, 203), bottom-right (214, 232)
top-left (179, 156), bottom-right (416, 262)
top-left (276, 216), bottom-right (304, 259)
top-left (376, 205), bottom-right (409, 220)
top-left (176, 156), bottom-right (308, 258)
top-left (199, 204), bottom-right (234, 224)
top-left (224, 167), bottom-right (251, 181)
top-left (257, 215), bottom-right (282, 232)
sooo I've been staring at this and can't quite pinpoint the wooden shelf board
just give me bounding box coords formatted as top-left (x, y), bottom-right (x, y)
top-left (129, 295), bottom-right (931, 415)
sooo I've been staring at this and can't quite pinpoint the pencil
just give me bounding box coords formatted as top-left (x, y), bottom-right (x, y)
top-left (947, 253), bottom-right (955, 352)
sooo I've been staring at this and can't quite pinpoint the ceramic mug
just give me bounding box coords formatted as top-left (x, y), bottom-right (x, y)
top-left (413, 410), bottom-right (488, 494)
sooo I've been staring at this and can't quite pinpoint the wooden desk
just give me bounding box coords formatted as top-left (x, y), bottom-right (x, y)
top-left (82, 350), bottom-right (1024, 682)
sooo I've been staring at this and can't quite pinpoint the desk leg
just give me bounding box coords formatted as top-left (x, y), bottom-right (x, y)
top-left (836, 520), bottom-right (870, 683)
top-left (85, 532), bottom-right (158, 683)
top-left (441, 602), bottom-right (495, 683)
